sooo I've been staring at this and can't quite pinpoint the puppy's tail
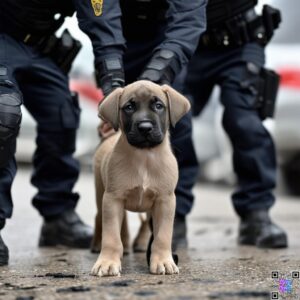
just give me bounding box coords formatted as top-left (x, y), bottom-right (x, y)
top-left (146, 218), bottom-right (178, 267)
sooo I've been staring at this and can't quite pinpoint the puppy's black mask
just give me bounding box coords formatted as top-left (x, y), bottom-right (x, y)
top-left (121, 96), bottom-right (167, 148)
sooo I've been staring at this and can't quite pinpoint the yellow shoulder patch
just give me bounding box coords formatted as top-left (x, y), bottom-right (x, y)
top-left (91, 0), bottom-right (103, 16)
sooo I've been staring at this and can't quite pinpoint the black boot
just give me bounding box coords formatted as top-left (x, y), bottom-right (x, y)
top-left (172, 213), bottom-right (187, 251)
top-left (0, 234), bottom-right (8, 266)
top-left (238, 210), bottom-right (288, 248)
top-left (0, 219), bottom-right (8, 266)
top-left (39, 210), bottom-right (93, 248)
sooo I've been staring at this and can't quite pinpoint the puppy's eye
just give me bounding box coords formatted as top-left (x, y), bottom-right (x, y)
top-left (155, 102), bottom-right (164, 109)
top-left (155, 103), bottom-right (164, 110)
top-left (123, 102), bottom-right (136, 113)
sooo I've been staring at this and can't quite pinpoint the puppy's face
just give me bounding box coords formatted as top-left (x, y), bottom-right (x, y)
top-left (99, 80), bottom-right (190, 149)
top-left (120, 92), bottom-right (167, 148)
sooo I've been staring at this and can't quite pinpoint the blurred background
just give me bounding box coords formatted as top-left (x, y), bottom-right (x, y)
top-left (16, 0), bottom-right (300, 195)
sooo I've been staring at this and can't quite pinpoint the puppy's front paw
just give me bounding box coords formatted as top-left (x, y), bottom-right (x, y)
top-left (150, 256), bottom-right (179, 275)
top-left (91, 257), bottom-right (122, 277)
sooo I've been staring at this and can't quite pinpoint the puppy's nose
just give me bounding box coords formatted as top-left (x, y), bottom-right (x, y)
top-left (137, 121), bottom-right (153, 134)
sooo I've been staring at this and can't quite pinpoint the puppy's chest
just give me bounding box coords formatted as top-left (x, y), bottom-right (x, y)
top-left (122, 161), bottom-right (160, 212)
top-left (113, 149), bottom-right (173, 212)
top-left (123, 185), bottom-right (158, 212)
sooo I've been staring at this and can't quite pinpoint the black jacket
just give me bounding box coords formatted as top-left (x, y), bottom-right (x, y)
top-left (0, 0), bottom-right (207, 70)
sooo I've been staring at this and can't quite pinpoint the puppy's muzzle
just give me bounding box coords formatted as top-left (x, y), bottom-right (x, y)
top-left (137, 121), bottom-right (153, 135)
top-left (128, 120), bottom-right (164, 149)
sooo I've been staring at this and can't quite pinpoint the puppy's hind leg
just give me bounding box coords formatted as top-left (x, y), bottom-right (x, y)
top-left (133, 213), bottom-right (151, 253)
top-left (91, 212), bottom-right (102, 253)
top-left (91, 166), bottom-right (104, 253)
top-left (121, 212), bottom-right (130, 255)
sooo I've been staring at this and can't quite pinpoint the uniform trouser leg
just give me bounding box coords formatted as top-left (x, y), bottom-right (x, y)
top-left (0, 34), bottom-right (23, 221)
top-left (185, 45), bottom-right (276, 217)
top-left (220, 62), bottom-right (276, 217)
top-left (0, 159), bottom-right (17, 220)
top-left (19, 58), bottom-right (80, 218)
top-left (169, 110), bottom-right (199, 216)
top-left (172, 69), bottom-right (199, 216)
top-left (124, 39), bottom-right (199, 216)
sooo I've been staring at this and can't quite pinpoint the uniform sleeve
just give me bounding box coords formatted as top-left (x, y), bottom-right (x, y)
top-left (72, 0), bottom-right (126, 64)
top-left (158, 0), bottom-right (208, 69)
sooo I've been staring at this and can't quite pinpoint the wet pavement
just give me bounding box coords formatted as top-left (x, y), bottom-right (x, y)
top-left (1, 167), bottom-right (300, 300)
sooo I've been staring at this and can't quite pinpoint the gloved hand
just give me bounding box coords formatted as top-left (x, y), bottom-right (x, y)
top-left (138, 49), bottom-right (180, 85)
top-left (95, 57), bottom-right (125, 97)
top-left (97, 121), bottom-right (116, 139)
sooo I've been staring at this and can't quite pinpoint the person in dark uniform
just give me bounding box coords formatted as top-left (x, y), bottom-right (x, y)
top-left (182, 0), bottom-right (288, 248)
top-left (97, 0), bottom-right (207, 250)
top-left (0, 0), bottom-right (207, 264)
top-left (0, 1), bottom-right (99, 266)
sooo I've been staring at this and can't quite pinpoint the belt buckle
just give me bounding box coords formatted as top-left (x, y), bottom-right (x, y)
top-left (23, 34), bottom-right (31, 43)
top-left (137, 14), bottom-right (147, 20)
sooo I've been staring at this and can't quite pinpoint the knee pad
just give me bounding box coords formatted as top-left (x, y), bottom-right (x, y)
top-left (0, 81), bottom-right (22, 167)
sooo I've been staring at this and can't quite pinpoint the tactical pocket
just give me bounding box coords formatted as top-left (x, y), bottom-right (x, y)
top-left (60, 92), bottom-right (81, 129)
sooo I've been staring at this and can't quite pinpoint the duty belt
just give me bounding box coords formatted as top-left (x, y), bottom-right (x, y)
top-left (199, 5), bottom-right (281, 49)
top-left (121, 0), bottom-right (168, 22)
top-left (0, 18), bottom-right (81, 74)
top-left (0, 15), bottom-right (64, 47)
top-left (3, 29), bottom-right (47, 47)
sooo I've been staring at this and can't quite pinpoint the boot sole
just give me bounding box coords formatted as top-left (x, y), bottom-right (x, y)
top-left (0, 246), bottom-right (9, 266)
top-left (239, 234), bottom-right (288, 249)
top-left (257, 233), bottom-right (288, 249)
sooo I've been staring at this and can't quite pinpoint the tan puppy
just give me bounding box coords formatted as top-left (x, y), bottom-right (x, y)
top-left (91, 80), bottom-right (190, 276)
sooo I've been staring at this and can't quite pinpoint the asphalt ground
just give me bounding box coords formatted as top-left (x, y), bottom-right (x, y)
top-left (0, 167), bottom-right (299, 300)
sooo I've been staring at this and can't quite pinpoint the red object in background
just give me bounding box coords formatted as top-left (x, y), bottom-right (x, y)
top-left (278, 68), bottom-right (300, 90)
top-left (70, 80), bottom-right (104, 104)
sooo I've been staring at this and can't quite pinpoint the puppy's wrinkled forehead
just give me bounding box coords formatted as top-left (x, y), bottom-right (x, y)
top-left (119, 81), bottom-right (167, 105)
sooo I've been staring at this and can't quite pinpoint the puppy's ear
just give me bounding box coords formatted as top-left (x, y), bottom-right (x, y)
top-left (162, 85), bottom-right (191, 127)
top-left (98, 88), bottom-right (123, 131)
